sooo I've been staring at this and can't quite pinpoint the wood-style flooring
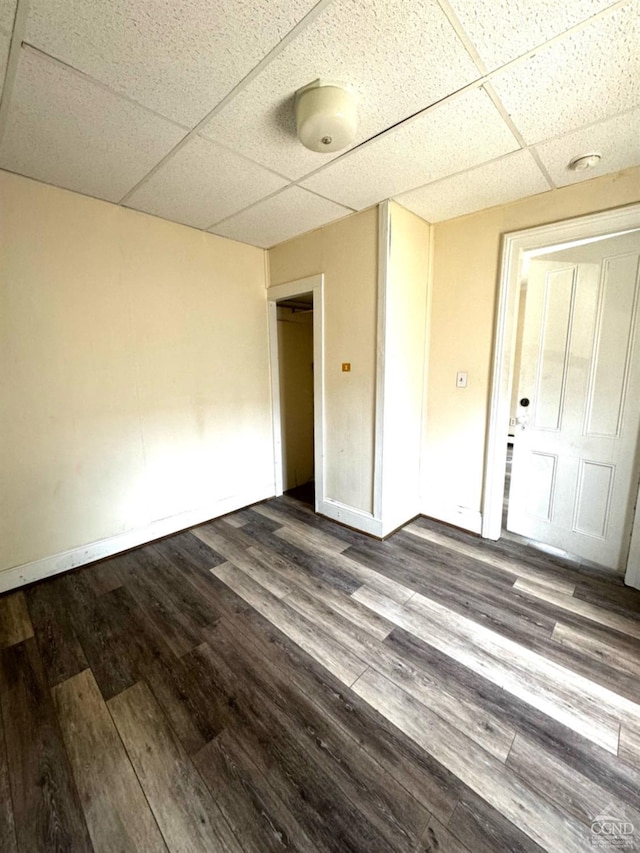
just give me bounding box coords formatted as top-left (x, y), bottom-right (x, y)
top-left (1, 494), bottom-right (640, 852)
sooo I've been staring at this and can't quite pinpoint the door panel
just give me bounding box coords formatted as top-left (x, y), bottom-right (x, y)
top-left (507, 232), bottom-right (640, 569)
top-left (526, 452), bottom-right (557, 521)
top-left (573, 460), bottom-right (614, 538)
top-left (586, 253), bottom-right (639, 437)
top-left (533, 265), bottom-right (574, 432)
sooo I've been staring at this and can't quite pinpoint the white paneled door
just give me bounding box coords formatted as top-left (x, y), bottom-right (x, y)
top-left (508, 231), bottom-right (640, 569)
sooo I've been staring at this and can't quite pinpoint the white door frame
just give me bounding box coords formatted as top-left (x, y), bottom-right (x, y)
top-left (481, 202), bottom-right (640, 588)
top-left (267, 275), bottom-right (325, 510)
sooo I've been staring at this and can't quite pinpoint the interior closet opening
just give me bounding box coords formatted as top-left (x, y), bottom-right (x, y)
top-left (276, 292), bottom-right (315, 507)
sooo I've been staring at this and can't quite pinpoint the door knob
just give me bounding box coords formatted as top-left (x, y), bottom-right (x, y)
top-left (520, 397), bottom-right (530, 407)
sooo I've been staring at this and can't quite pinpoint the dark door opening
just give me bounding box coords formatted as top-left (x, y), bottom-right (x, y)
top-left (276, 293), bottom-right (315, 507)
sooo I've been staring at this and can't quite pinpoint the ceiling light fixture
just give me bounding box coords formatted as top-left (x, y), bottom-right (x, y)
top-left (568, 152), bottom-right (602, 172)
top-left (295, 79), bottom-right (357, 153)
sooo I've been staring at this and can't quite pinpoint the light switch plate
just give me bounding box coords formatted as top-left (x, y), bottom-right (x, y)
top-left (456, 371), bottom-right (468, 388)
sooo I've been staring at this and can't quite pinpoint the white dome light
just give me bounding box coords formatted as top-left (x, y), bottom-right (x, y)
top-left (568, 153), bottom-right (602, 172)
top-left (295, 80), bottom-right (357, 154)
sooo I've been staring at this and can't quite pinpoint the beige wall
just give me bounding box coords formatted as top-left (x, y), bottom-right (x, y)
top-left (423, 166), bottom-right (640, 530)
top-left (269, 208), bottom-right (378, 514)
top-left (0, 170), bottom-right (274, 576)
top-left (6, 161), bottom-right (635, 576)
top-left (277, 306), bottom-right (314, 490)
top-left (382, 202), bottom-right (430, 531)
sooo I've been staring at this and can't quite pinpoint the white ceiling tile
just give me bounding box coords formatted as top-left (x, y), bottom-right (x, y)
top-left (202, 0), bottom-right (480, 180)
top-left (25, 0), bottom-right (320, 127)
top-left (395, 149), bottom-right (551, 222)
top-left (447, 0), bottom-right (619, 69)
top-left (125, 136), bottom-right (288, 229)
top-left (0, 0), bottom-right (16, 33)
top-left (299, 88), bottom-right (520, 210)
top-left (491, 1), bottom-right (640, 144)
top-left (0, 49), bottom-right (186, 202)
top-left (2, 0), bottom-right (636, 239)
top-left (534, 109), bottom-right (640, 187)
top-left (209, 186), bottom-right (352, 248)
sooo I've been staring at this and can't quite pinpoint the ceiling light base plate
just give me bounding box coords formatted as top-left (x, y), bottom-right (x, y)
top-left (568, 153), bottom-right (602, 172)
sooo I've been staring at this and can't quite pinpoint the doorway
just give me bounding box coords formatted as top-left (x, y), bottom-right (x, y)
top-left (276, 292), bottom-right (315, 504)
top-left (482, 203), bottom-right (640, 587)
top-left (505, 231), bottom-right (640, 569)
top-left (267, 275), bottom-right (325, 513)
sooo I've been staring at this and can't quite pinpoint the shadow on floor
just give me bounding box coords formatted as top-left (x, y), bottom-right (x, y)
top-left (284, 481), bottom-right (315, 508)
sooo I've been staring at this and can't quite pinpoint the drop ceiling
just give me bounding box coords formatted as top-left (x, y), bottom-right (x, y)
top-left (0, 0), bottom-right (638, 248)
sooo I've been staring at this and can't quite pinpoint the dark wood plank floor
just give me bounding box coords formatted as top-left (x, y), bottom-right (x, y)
top-left (1, 494), bottom-right (640, 852)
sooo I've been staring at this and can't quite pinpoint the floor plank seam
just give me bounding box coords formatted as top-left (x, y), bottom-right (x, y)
top-left (0, 685), bottom-right (19, 853)
top-left (207, 617), bottom-right (443, 837)
top-left (103, 673), bottom-right (170, 851)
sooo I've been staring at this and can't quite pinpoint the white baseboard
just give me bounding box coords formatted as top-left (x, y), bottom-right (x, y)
top-left (625, 506), bottom-right (640, 590)
top-left (318, 498), bottom-right (384, 537)
top-left (0, 484), bottom-right (275, 593)
top-left (318, 497), bottom-right (423, 539)
top-left (419, 501), bottom-right (483, 535)
top-left (379, 506), bottom-right (421, 538)
top-left (625, 562), bottom-right (640, 590)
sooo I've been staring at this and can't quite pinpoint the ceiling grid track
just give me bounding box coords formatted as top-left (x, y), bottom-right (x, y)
top-left (207, 0), bottom-right (636, 239)
top-left (0, 0), bottom-right (636, 245)
top-left (22, 43), bottom-right (191, 133)
top-left (117, 0), bottom-right (337, 205)
top-left (0, 0), bottom-right (29, 145)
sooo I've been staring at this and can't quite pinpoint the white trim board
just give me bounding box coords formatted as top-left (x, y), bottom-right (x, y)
top-left (0, 484), bottom-right (275, 593)
top-left (418, 221), bottom-right (435, 513)
top-left (421, 501), bottom-right (483, 536)
top-left (319, 498), bottom-right (384, 538)
top-left (267, 298), bottom-right (285, 497)
top-left (373, 200), bottom-right (391, 522)
top-left (374, 201), bottom-right (427, 538)
top-left (625, 509), bottom-right (640, 589)
top-left (481, 202), bottom-right (640, 590)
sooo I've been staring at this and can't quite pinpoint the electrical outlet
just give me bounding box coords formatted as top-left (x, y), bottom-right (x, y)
top-left (509, 417), bottom-right (517, 427)
top-left (342, 363), bottom-right (351, 372)
top-left (456, 371), bottom-right (468, 388)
